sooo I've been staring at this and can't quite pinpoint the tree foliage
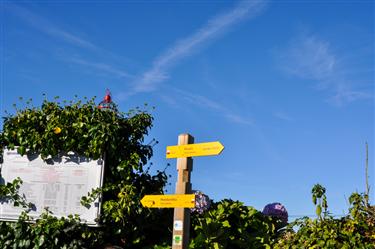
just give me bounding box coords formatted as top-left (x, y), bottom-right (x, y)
top-left (189, 199), bottom-right (281, 249)
top-left (0, 97), bottom-right (373, 248)
top-left (0, 96), bottom-right (171, 248)
top-left (275, 186), bottom-right (375, 249)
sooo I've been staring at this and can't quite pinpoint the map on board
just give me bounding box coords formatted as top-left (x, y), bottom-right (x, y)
top-left (0, 149), bottom-right (104, 226)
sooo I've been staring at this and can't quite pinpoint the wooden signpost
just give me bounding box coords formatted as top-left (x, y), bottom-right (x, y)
top-left (140, 134), bottom-right (224, 249)
top-left (169, 134), bottom-right (224, 249)
top-left (171, 134), bottom-right (194, 249)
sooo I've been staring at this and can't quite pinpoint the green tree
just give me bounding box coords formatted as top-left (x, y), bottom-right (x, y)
top-left (0, 96), bottom-right (172, 248)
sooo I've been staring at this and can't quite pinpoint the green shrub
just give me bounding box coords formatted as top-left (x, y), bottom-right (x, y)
top-left (189, 199), bottom-right (281, 249)
top-left (274, 186), bottom-right (375, 249)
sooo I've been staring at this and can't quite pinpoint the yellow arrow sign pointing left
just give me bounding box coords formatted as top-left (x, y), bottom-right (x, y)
top-left (166, 141), bottom-right (224, 159)
top-left (141, 194), bottom-right (196, 208)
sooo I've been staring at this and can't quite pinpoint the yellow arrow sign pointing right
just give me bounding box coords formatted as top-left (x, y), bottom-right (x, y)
top-left (166, 141), bottom-right (224, 158)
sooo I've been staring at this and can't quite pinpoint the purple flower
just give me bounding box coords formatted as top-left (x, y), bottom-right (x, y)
top-left (262, 202), bottom-right (288, 224)
top-left (190, 190), bottom-right (210, 214)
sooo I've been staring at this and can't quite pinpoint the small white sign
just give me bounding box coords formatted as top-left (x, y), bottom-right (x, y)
top-left (174, 220), bottom-right (183, 231)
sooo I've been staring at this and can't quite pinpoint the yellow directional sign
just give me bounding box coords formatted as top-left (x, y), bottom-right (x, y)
top-left (166, 141), bottom-right (224, 159)
top-left (141, 194), bottom-right (196, 208)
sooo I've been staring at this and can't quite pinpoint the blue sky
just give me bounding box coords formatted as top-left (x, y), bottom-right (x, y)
top-left (1, 0), bottom-right (374, 219)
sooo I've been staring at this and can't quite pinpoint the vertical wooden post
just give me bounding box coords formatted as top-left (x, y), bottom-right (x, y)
top-left (172, 134), bottom-right (194, 249)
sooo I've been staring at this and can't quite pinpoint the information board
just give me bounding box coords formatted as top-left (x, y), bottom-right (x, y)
top-left (0, 149), bottom-right (104, 226)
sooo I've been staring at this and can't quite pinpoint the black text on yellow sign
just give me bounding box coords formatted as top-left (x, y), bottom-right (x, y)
top-left (141, 194), bottom-right (196, 208)
top-left (166, 141), bottom-right (224, 158)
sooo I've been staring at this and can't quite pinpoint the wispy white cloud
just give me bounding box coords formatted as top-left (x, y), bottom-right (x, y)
top-left (329, 85), bottom-right (372, 105)
top-left (224, 113), bottom-right (254, 126)
top-left (273, 111), bottom-right (293, 121)
top-left (131, 0), bottom-right (267, 94)
top-left (167, 88), bottom-right (254, 126)
top-left (276, 34), bottom-right (373, 106)
top-left (69, 57), bottom-right (134, 79)
top-left (176, 88), bottom-right (222, 111)
top-left (280, 36), bottom-right (336, 82)
top-left (6, 4), bottom-right (97, 50)
top-left (7, 4), bottom-right (138, 84)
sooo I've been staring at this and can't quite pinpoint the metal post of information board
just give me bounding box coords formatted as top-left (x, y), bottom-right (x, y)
top-left (172, 134), bottom-right (194, 249)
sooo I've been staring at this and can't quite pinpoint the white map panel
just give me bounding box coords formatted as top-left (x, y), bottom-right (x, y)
top-left (0, 149), bottom-right (104, 226)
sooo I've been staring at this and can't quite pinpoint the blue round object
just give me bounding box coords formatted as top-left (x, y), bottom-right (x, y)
top-left (262, 202), bottom-right (288, 224)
